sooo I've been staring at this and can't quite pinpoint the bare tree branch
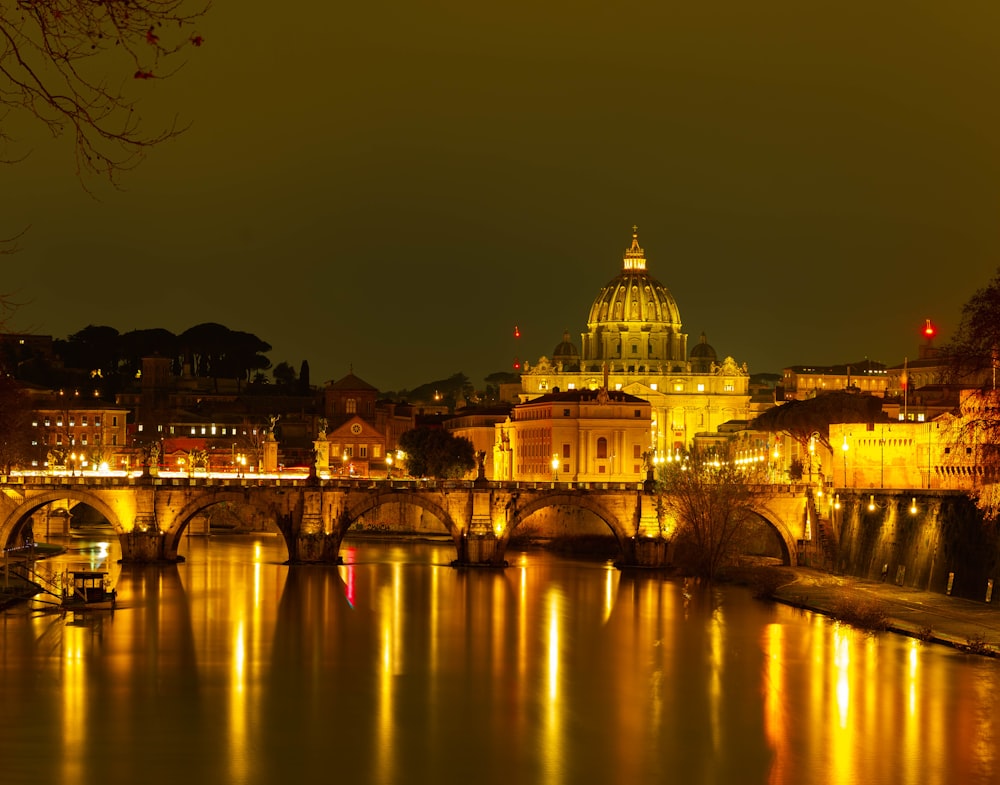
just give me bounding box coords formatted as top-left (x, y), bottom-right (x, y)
top-left (1, 0), bottom-right (207, 185)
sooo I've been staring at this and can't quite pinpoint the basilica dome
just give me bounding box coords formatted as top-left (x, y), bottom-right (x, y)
top-left (580, 229), bottom-right (688, 367)
top-left (587, 230), bottom-right (682, 329)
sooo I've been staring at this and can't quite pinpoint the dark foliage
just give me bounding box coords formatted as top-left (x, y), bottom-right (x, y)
top-left (752, 391), bottom-right (885, 450)
top-left (398, 427), bottom-right (476, 479)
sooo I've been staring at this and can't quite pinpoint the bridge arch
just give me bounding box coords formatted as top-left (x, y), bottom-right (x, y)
top-left (503, 491), bottom-right (629, 552)
top-left (165, 491), bottom-right (285, 560)
top-left (340, 489), bottom-right (461, 548)
top-left (745, 502), bottom-right (799, 567)
top-left (0, 489), bottom-right (125, 549)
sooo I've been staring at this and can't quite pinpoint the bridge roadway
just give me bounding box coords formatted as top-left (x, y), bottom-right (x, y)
top-left (0, 475), bottom-right (811, 568)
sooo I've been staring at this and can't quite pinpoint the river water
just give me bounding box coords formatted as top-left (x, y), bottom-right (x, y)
top-left (1, 530), bottom-right (998, 785)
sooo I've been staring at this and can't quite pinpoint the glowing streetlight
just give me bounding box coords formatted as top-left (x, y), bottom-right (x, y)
top-left (841, 435), bottom-right (850, 487)
top-left (551, 453), bottom-right (559, 482)
top-left (386, 453), bottom-right (393, 480)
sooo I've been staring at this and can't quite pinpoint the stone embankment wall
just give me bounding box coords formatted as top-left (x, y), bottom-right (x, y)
top-left (832, 490), bottom-right (1000, 602)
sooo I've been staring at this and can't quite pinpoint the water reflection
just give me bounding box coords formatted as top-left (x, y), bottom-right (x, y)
top-left (1, 534), bottom-right (999, 785)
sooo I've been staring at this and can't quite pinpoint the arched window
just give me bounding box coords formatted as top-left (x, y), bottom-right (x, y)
top-left (346, 399), bottom-right (357, 414)
top-left (597, 437), bottom-right (608, 459)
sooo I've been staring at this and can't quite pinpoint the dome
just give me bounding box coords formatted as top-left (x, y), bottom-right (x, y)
top-left (689, 332), bottom-right (717, 373)
top-left (579, 228), bottom-right (688, 367)
top-left (587, 229), bottom-right (682, 329)
top-left (552, 330), bottom-right (580, 369)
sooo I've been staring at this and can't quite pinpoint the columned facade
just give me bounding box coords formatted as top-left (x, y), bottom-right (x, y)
top-left (520, 228), bottom-right (750, 456)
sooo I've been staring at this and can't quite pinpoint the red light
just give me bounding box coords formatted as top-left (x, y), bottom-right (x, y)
top-left (923, 319), bottom-right (936, 339)
top-left (513, 325), bottom-right (521, 339)
top-left (513, 358), bottom-right (521, 370)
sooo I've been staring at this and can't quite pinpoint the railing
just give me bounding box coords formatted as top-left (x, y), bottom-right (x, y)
top-left (0, 474), bottom-right (649, 493)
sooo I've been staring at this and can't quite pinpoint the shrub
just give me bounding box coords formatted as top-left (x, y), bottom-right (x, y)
top-left (831, 594), bottom-right (890, 631)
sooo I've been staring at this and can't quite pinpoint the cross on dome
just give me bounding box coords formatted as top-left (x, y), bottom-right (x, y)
top-left (623, 225), bottom-right (646, 271)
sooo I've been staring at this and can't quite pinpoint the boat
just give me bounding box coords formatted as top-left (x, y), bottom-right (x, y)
top-left (62, 570), bottom-right (117, 610)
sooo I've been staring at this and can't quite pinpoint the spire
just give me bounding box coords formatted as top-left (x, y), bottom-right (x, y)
top-left (623, 225), bottom-right (646, 271)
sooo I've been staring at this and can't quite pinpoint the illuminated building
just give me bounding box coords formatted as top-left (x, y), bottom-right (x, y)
top-left (519, 228), bottom-right (750, 453)
top-left (493, 388), bottom-right (652, 483)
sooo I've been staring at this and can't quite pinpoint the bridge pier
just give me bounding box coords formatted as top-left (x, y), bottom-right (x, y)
top-left (455, 531), bottom-right (506, 567)
top-left (618, 535), bottom-right (672, 569)
top-left (120, 529), bottom-right (170, 563)
top-left (292, 533), bottom-right (345, 564)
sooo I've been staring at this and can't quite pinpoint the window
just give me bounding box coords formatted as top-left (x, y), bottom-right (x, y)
top-left (563, 409), bottom-right (571, 417)
top-left (56, 434), bottom-right (63, 445)
top-left (360, 446), bottom-right (368, 458)
top-left (112, 416), bottom-right (118, 427)
top-left (674, 383), bottom-right (684, 392)
top-left (650, 383), bottom-right (657, 391)
top-left (69, 416), bottom-right (75, 426)
top-left (598, 465), bottom-right (606, 474)
top-left (724, 382), bottom-right (734, 392)
top-left (633, 444), bottom-right (641, 459)
top-left (94, 415), bottom-right (101, 427)
top-left (631, 344), bottom-right (638, 354)
top-left (597, 437), bottom-right (608, 459)
top-left (562, 444), bottom-right (570, 459)
top-left (634, 409), bottom-right (641, 418)
top-left (697, 383), bottom-right (705, 392)
top-left (81, 415), bottom-right (88, 426)
top-left (346, 399), bottom-right (357, 414)
top-left (81, 435), bottom-right (88, 445)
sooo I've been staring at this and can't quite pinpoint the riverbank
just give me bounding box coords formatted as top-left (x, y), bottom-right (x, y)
top-left (755, 567), bottom-right (1000, 657)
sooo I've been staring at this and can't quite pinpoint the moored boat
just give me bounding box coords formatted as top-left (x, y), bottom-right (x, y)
top-left (62, 570), bottom-right (117, 610)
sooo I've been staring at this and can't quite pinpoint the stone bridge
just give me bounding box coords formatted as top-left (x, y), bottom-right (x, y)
top-left (0, 476), bottom-right (814, 569)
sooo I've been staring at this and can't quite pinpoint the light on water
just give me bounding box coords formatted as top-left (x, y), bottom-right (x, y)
top-left (1, 533), bottom-right (999, 785)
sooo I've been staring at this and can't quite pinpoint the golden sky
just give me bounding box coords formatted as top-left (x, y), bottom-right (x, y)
top-left (3, 2), bottom-right (998, 390)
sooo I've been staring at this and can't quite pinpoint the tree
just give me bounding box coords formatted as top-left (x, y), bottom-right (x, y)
top-left (657, 443), bottom-right (775, 580)
top-left (0, 375), bottom-right (34, 473)
top-left (298, 360), bottom-right (311, 393)
top-left (941, 267), bottom-right (1000, 389)
top-left (1, 0), bottom-right (206, 183)
top-left (272, 361), bottom-right (296, 388)
top-left (752, 391), bottom-right (885, 451)
top-left (398, 427), bottom-right (476, 480)
top-left (936, 269), bottom-right (1000, 519)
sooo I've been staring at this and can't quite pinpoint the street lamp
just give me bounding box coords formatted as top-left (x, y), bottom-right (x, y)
top-left (386, 453), bottom-right (393, 480)
top-left (551, 453), bottom-right (559, 483)
top-left (808, 435), bottom-right (816, 483)
top-left (841, 434), bottom-right (850, 487)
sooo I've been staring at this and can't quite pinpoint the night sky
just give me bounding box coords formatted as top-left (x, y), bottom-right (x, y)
top-left (3, 2), bottom-right (998, 392)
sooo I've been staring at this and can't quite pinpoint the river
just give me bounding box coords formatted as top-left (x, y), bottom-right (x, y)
top-left (0, 529), bottom-right (997, 785)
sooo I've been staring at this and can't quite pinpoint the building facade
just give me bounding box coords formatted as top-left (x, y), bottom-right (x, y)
top-left (492, 388), bottom-right (652, 483)
top-left (519, 229), bottom-right (750, 454)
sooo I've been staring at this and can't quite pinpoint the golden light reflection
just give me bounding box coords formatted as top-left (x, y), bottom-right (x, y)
top-left (228, 618), bottom-right (248, 784)
top-left (708, 604), bottom-right (724, 754)
top-left (834, 626), bottom-right (851, 727)
top-left (602, 566), bottom-right (616, 624)
top-left (763, 624), bottom-right (788, 785)
top-left (518, 565), bottom-right (528, 681)
top-left (830, 625), bottom-right (856, 785)
top-left (375, 578), bottom-right (399, 785)
top-left (61, 626), bottom-right (86, 785)
top-left (542, 587), bottom-right (565, 785)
